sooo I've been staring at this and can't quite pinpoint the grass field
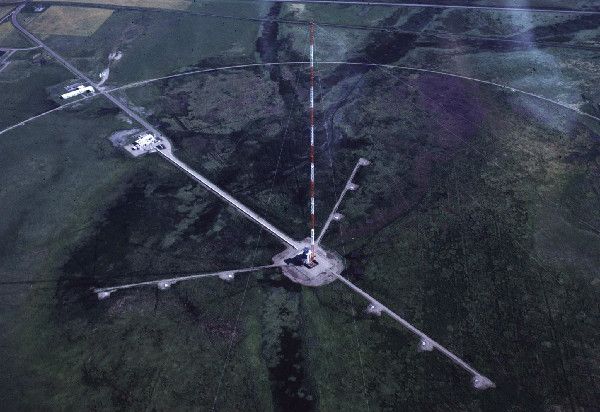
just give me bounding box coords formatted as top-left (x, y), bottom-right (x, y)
top-left (0, 52), bottom-right (73, 129)
top-left (20, 6), bottom-right (265, 87)
top-left (0, 20), bottom-right (29, 48)
top-left (38, 0), bottom-right (192, 11)
top-left (118, 52), bottom-right (600, 409)
top-left (26, 6), bottom-right (113, 37)
top-left (0, 96), bottom-right (281, 410)
top-left (1, 1), bottom-right (599, 410)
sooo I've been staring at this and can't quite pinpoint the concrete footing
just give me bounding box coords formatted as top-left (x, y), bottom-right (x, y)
top-left (366, 302), bottom-right (383, 316)
top-left (97, 291), bottom-right (112, 300)
top-left (472, 375), bottom-right (496, 390)
top-left (218, 272), bottom-right (235, 282)
top-left (273, 240), bottom-right (343, 287)
top-left (157, 281), bottom-right (173, 290)
top-left (418, 338), bottom-right (434, 352)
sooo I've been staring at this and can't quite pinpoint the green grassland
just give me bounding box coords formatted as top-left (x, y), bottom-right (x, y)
top-left (0, 19), bottom-right (30, 48)
top-left (0, 96), bottom-right (283, 410)
top-left (0, 50), bottom-right (73, 129)
top-left (115, 53), bottom-right (600, 410)
top-left (1, 1), bottom-right (599, 411)
top-left (310, 73), bottom-right (600, 410)
top-left (278, 5), bottom-right (600, 117)
top-left (120, 66), bottom-right (316, 240)
top-left (17, 4), bottom-right (266, 87)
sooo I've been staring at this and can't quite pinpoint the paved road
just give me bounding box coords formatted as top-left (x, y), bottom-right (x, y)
top-left (335, 273), bottom-right (495, 389)
top-left (316, 158), bottom-right (368, 244)
top-left (0, 49), bottom-right (15, 64)
top-left (0, 46), bottom-right (41, 52)
top-left (10, 6), bottom-right (499, 386)
top-left (0, 61), bottom-right (11, 74)
top-left (0, 50), bottom-right (15, 74)
top-left (11, 5), bottom-right (165, 140)
top-left (94, 264), bottom-right (281, 295)
top-left (11, 5), bottom-right (300, 250)
top-left (271, 0), bottom-right (600, 15)
top-left (0, 4), bottom-right (16, 24)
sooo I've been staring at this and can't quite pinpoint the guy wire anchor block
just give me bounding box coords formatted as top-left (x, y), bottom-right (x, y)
top-left (347, 182), bottom-right (359, 191)
top-left (157, 281), bottom-right (174, 290)
top-left (418, 338), bottom-right (434, 352)
top-left (97, 290), bottom-right (112, 300)
top-left (332, 213), bottom-right (344, 221)
top-left (472, 374), bottom-right (496, 390)
top-left (358, 158), bottom-right (370, 167)
top-left (219, 272), bottom-right (235, 282)
top-left (366, 302), bottom-right (383, 316)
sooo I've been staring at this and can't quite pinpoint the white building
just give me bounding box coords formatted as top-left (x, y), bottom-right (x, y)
top-left (61, 85), bottom-right (95, 100)
top-left (133, 133), bottom-right (158, 149)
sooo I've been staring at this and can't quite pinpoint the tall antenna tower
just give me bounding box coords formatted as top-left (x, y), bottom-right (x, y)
top-left (91, 19), bottom-right (495, 392)
top-left (308, 22), bottom-right (316, 265)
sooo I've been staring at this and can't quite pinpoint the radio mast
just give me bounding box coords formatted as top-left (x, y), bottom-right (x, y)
top-left (308, 22), bottom-right (316, 264)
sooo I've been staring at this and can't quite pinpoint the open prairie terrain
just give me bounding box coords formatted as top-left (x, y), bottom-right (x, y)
top-left (0, 50), bottom-right (74, 128)
top-left (25, 6), bottom-right (113, 37)
top-left (16, 4), bottom-right (267, 86)
top-left (0, 1), bottom-right (599, 411)
top-left (0, 19), bottom-right (29, 47)
top-left (37, 0), bottom-right (192, 11)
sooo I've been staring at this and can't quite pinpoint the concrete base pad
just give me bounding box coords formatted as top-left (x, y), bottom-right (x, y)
top-left (272, 239), bottom-right (344, 287)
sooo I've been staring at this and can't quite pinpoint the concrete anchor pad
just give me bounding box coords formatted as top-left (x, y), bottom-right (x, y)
top-left (273, 239), bottom-right (344, 287)
top-left (366, 302), bottom-right (383, 316)
top-left (418, 338), bottom-right (434, 352)
top-left (157, 281), bottom-right (173, 290)
top-left (472, 375), bottom-right (496, 390)
top-left (218, 272), bottom-right (235, 282)
top-left (97, 291), bottom-right (112, 300)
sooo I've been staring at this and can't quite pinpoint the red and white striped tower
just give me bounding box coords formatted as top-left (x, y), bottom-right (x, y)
top-left (308, 22), bottom-right (316, 264)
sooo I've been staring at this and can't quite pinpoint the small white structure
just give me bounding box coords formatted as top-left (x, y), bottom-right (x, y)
top-left (218, 272), bottom-right (235, 282)
top-left (418, 338), bottom-right (434, 352)
top-left (366, 302), bottom-right (383, 316)
top-left (472, 375), bottom-right (496, 390)
top-left (61, 84), bottom-right (95, 100)
top-left (157, 281), bottom-right (173, 290)
top-left (97, 291), bottom-right (112, 300)
top-left (131, 133), bottom-right (158, 150)
top-left (123, 132), bottom-right (162, 157)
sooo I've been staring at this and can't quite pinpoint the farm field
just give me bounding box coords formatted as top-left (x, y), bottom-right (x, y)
top-left (25, 6), bottom-right (113, 37)
top-left (37, 0), bottom-right (192, 11)
top-left (17, 5), bottom-right (266, 86)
